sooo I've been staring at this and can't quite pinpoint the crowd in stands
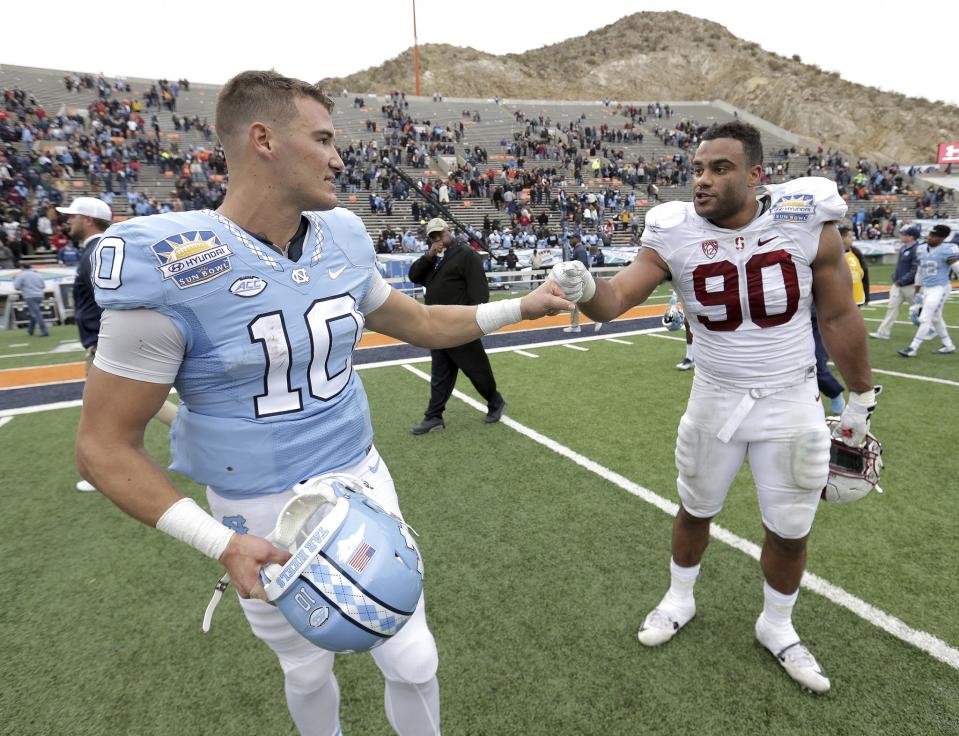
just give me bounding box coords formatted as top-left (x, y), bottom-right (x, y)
top-left (3, 74), bottom-right (957, 271)
top-left (1, 76), bottom-right (226, 265)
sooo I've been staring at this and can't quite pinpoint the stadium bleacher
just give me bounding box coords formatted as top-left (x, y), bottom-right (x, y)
top-left (2, 62), bottom-right (956, 277)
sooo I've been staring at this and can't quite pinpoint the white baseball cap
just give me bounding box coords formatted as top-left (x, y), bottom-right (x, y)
top-left (56, 197), bottom-right (113, 221)
top-left (425, 217), bottom-right (449, 235)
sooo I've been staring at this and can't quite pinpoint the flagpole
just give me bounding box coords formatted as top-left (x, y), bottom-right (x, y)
top-left (412, 0), bottom-right (421, 96)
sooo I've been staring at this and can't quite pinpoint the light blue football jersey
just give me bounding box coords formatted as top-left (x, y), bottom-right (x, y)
top-left (916, 241), bottom-right (959, 288)
top-left (94, 208), bottom-right (378, 498)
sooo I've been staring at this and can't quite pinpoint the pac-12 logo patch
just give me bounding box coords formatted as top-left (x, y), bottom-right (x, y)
top-left (229, 276), bottom-right (268, 297)
top-left (771, 194), bottom-right (815, 222)
top-left (151, 230), bottom-right (233, 289)
top-left (701, 240), bottom-right (718, 258)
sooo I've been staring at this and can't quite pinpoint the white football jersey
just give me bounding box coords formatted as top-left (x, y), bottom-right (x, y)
top-left (642, 177), bottom-right (847, 389)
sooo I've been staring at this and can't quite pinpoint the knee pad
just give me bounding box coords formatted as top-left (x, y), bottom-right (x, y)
top-left (281, 648), bottom-right (336, 696)
top-left (761, 490), bottom-right (820, 540)
top-left (373, 636), bottom-right (439, 685)
top-left (674, 416), bottom-right (705, 479)
top-left (789, 427), bottom-right (830, 492)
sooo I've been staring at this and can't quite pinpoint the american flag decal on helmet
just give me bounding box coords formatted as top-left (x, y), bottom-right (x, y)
top-left (348, 542), bottom-right (376, 573)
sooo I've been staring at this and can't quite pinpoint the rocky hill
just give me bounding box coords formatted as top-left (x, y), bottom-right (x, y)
top-left (319, 11), bottom-right (957, 164)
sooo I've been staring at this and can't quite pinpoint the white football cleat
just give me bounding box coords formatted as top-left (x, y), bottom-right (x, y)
top-left (637, 604), bottom-right (695, 647)
top-left (755, 615), bottom-right (830, 694)
top-left (675, 357), bottom-right (694, 371)
top-left (76, 480), bottom-right (97, 492)
top-left (562, 326), bottom-right (581, 333)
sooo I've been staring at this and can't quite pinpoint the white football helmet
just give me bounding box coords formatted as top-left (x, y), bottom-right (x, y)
top-left (662, 305), bottom-right (685, 331)
top-left (821, 417), bottom-right (883, 503)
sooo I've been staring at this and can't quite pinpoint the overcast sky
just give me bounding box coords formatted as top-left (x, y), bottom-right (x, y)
top-left (3, 0), bottom-right (956, 105)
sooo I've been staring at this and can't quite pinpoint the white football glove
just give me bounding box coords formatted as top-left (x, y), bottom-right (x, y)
top-left (547, 261), bottom-right (596, 304)
top-left (833, 387), bottom-right (879, 447)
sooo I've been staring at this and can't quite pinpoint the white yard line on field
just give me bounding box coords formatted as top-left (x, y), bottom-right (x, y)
top-left (402, 363), bottom-right (959, 672)
top-left (0, 416), bottom-right (12, 429)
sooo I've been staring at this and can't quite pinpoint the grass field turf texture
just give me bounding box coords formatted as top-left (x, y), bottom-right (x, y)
top-left (1, 273), bottom-right (957, 735)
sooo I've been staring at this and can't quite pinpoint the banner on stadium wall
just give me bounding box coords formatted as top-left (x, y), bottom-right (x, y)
top-left (937, 142), bottom-right (959, 164)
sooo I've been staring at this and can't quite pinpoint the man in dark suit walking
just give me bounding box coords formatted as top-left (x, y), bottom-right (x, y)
top-left (408, 218), bottom-right (506, 434)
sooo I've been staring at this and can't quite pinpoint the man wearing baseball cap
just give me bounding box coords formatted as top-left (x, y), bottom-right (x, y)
top-left (407, 218), bottom-right (507, 434)
top-left (60, 196), bottom-right (177, 492)
top-left (869, 224), bottom-right (922, 340)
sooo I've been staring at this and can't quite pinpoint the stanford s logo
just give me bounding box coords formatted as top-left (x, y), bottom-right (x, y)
top-left (735, 236), bottom-right (746, 250)
top-left (291, 268), bottom-right (310, 284)
top-left (701, 240), bottom-right (718, 258)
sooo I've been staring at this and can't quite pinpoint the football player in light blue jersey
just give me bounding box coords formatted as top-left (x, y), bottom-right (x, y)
top-left (75, 70), bottom-right (573, 736)
top-left (898, 224), bottom-right (958, 357)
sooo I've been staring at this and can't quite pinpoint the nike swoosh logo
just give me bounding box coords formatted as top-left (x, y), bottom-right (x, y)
top-left (368, 457), bottom-right (381, 474)
top-left (328, 265), bottom-right (346, 279)
top-left (757, 236), bottom-right (779, 247)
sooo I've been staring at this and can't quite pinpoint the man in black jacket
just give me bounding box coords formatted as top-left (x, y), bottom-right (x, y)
top-left (408, 218), bottom-right (506, 434)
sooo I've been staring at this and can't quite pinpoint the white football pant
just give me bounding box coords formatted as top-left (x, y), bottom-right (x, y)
top-left (674, 374), bottom-right (830, 539)
top-left (208, 446), bottom-right (440, 736)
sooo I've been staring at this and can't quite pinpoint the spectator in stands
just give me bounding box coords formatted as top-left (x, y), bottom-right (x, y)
top-left (12, 262), bottom-right (48, 336)
top-left (57, 240), bottom-right (80, 265)
top-left (870, 224), bottom-right (921, 340)
top-left (408, 218), bottom-right (507, 434)
top-left (0, 233), bottom-right (14, 268)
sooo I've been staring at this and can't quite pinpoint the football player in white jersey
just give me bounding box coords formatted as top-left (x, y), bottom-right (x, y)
top-left (74, 71), bottom-right (573, 736)
top-left (549, 121), bottom-right (877, 693)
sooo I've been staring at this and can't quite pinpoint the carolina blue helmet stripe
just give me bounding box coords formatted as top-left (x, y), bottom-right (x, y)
top-left (296, 555), bottom-right (411, 637)
top-left (318, 549), bottom-right (417, 616)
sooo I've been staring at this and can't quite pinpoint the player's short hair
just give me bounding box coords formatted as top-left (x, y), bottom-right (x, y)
top-left (92, 217), bottom-right (111, 232)
top-left (701, 121), bottom-right (763, 167)
top-left (215, 70), bottom-right (334, 141)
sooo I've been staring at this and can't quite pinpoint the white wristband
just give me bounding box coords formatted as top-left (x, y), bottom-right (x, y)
top-left (156, 497), bottom-right (235, 561)
top-left (475, 299), bottom-right (523, 335)
top-left (849, 389), bottom-right (875, 408)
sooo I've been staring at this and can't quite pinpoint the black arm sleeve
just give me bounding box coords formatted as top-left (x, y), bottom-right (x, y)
top-left (408, 256), bottom-right (433, 286)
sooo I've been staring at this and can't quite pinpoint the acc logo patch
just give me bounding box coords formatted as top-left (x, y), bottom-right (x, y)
top-left (229, 276), bottom-right (268, 297)
top-left (772, 194), bottom-right (815, 222)
top-left (701, 239), bottom-right (718, 258)
top-left (309, 606), bottom-right (330, 628)
top-left (152, 230), bottom-right (233, 289)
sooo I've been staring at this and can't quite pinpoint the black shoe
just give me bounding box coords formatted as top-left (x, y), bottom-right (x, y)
top-left (483, 400), bottom-right (507, 424)
top-left (411, 416), bottom-right (445, 435)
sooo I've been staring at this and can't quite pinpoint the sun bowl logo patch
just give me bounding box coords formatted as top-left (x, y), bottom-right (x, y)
top-left (229, 276), bottom-right (268, 297)
top-left (772, 194), bottom-right (816, 222)
top-left (151, 230), bottom-right (233, 289)
top-left (701, 239), bottom-right (718, 258)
